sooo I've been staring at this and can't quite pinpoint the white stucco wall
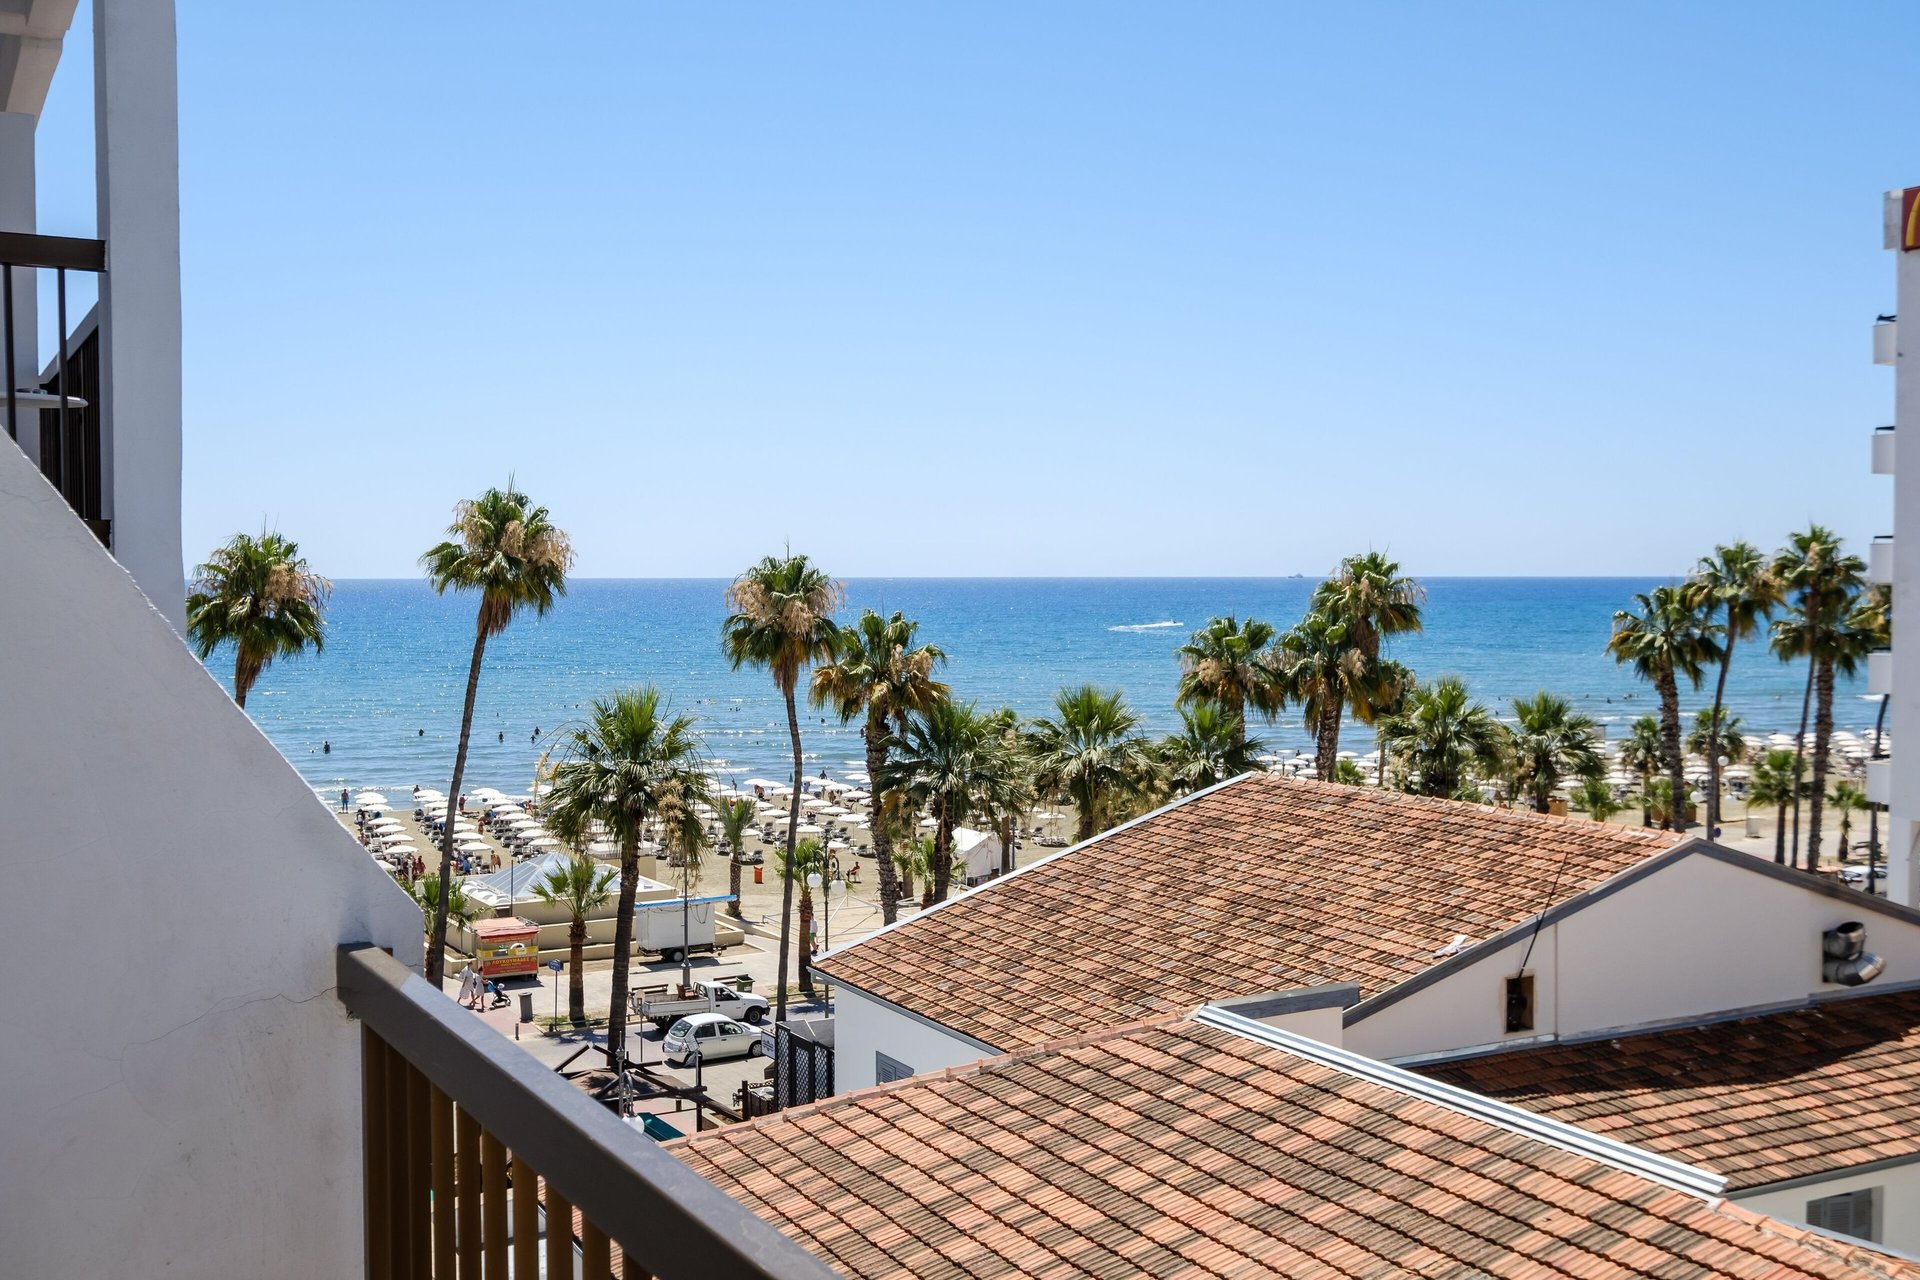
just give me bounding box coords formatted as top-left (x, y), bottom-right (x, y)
top-left (1887, 188), bottom-right (1920, 907)
top-left (0, 442), bottom-right (421, 1277)
top-left (831, 987), bottom-right (992, 1092)
top-left (1347, 849), bottom-right (1920, 1062)
top-left (1735, 1161), bottom-right (1920, 1255)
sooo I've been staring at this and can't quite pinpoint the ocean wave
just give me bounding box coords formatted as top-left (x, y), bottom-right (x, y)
top-left (1108, 620), bottom-right (1184, 633)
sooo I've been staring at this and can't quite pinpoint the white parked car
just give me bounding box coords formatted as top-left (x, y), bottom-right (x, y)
top-left (661, 1012), bottom-right (764, 1067)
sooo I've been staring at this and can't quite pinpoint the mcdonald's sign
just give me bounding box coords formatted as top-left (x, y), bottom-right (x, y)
top-left (1906, 186), bottom-right (1920, 251)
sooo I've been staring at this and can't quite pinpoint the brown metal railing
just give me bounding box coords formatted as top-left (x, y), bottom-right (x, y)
top-left (338, 944), bottom-right (838, 1280)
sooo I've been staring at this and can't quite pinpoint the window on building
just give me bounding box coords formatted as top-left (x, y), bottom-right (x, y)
top-left (1504, 974), bottom-right (1534, 1034)
top-left (875, 1052), bottom-right (913, 1084)
top-left (1806, 1188), bottom-right (1879, 1242)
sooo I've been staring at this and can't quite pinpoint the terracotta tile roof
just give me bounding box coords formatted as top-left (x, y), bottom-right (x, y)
top-left (815, 774), bottom-right (1677, 1050)
top-left (670, 1014), bottom-right (1920, 1280)
top-left (1417, 986), bottom-right (1920, 1191)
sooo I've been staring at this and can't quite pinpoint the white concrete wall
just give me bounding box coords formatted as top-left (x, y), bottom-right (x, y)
top-left (1348, 850), bottom-right (1920, 1061)
top-left (1889, 189), bottom-right (1920, 907)
top-left (0, 441), bottom-right (421, 1278)
top-left (92, 0), bottom-right (184, 632)
top-left (1735, 1161), bottom-right (1920, 1254)
top-left (1248, 1003), bottom-right (1344, 1046)
top-left (831, 987), bottom-right (990, 1092)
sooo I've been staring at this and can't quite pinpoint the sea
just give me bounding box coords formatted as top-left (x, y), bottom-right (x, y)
top-left (216, 578), bottom-right (1878, 802)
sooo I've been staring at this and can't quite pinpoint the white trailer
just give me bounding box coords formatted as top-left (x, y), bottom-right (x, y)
top-left (632, 896), bottom-right (723, 962)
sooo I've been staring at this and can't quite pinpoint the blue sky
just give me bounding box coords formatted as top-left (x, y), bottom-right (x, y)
top-left (32, 3), bottom-right (1910, 577)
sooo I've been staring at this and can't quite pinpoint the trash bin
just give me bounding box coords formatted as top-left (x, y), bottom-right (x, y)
top-left (734, 974), bottom-right (754, 993)
top-left (518, 991), bottom-right (534, 1023)
top-left (754, 865), bottom-right (763, 884)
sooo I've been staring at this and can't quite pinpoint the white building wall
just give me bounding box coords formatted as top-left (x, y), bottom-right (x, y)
top-left (0, 441), bottom-right (421, 1278)
top-left (1734, 1162), bottom-right (1920, 1255)
top-left (0, 110), bottom-right (37, 465)
top-left (832, 987), bottom-right (991, 1092)
top-left (1888, 187), bottom-right (1920, 906)
top-left (1347, 850), bottom-right (1920, 1061)
top-left (91, 0), bottom-right (184, 631)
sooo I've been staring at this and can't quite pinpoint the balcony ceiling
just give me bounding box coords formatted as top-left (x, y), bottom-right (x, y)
top-left (0, 0), bottom-right (76, 118)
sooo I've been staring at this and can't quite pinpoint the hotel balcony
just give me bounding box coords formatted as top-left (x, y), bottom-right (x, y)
top-left (338, 945), bottom-right (833, 1280)
top-left (1869, 756), bottom-right (1893, 808)
top-left (1875, 425), bottom-right (1896, 475)
top-left (1877, 318), bottom-right (1899, 366)
top-left (1870, 535), bottom-right (1894, 586)
top-left (1870, 648), bottom-right (1893, 697)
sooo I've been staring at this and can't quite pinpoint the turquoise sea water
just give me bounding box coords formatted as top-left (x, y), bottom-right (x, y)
top-left (216, 578), bottom-right (1876, 801)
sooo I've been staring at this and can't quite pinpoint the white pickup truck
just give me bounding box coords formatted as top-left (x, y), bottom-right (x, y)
top-left (636, 979), bottom-right (769, 1029)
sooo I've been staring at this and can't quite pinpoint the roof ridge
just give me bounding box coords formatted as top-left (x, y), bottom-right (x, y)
top-left (1267, 773), bottom-right (1680, 843)
top-left (1191, 1004), bottom-right (1729, 1199)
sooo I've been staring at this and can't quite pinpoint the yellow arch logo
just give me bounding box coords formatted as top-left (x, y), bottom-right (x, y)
top-left (1907, 186), bottom-right (1920, 251)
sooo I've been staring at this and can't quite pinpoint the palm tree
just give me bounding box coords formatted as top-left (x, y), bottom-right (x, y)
top-left (977, 706), bottom-right (1035, 877)
top-left (777, 837), bottom-right (827, 979)
top-left (1175, 615), bottom-right (1283, 751)
top-left (1805, 583), bottom-right (1883, 869)
top-left (1301, 553), bottom-right (1424, 777)
top-left (1645, 777), bottom-right (1686, 829)
top-left (1686, 707), bottom-right (1748, 835)
top-left (542, 688), bottom-right (708, 1064)
top-left (1683, 542), bottom-right (1779, 837)
top-left (722, 554), bottom-right (842, 1021)
top-left (716, 796), bottom-right (757, 921)
top-left (406, 874), bottom-right (474, 951)
top-left (1158, 702), bottom-right (1264, 796)
top-left (1506, 692), bottom-right (1603, 813)
top-left (1618, 716), bottom-right (1663, 829)
top-left (1332, 758), bottom-right (1366, 786)
top-left (1026, 686), bottom-right (1156, 842)
top-left (881, 701), bottom-right (1026, 904)
top-left (185, 531), bottom-right (330, 709)
top-left (1376, 677), bottom-right (1506, 799)
top-left (1830, 781), bottom-right (1869, 864)
top-left (811, 609), bottom-right (949, 926)
top-left (1571, 776), bottom-right (1626, 823)
top-left (1769, 527), bottom-right (1860, 867)
top-left (419, 485), bottom-right (572, 985)
top-left (533, 853), bottom-right (615, 1025)
top-left (1608, 586), bottom-right (1718, 832)
top-left (658, 780), bottom-right (711, 990)
top-left (1268, 610), bottom-right (1413, 782)
top-left (1747, 748), bottom-right (1798, 865)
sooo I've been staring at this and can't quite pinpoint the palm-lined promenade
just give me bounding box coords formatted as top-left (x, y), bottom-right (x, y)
top-left (188, 498), bottom-right (1894, 1036)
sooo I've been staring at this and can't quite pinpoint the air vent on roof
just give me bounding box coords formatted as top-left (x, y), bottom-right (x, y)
top-left (1822, 921), bottom-right (1886, 987)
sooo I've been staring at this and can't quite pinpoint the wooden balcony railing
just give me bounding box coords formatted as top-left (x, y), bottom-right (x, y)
top-left (337, 944), bottom-right (839, 1280)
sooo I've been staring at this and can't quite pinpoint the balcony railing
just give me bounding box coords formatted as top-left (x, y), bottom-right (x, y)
top-left (337, 944), bottom-right (837, 1280)
top-left (0, 230), bottom-right (108, 546)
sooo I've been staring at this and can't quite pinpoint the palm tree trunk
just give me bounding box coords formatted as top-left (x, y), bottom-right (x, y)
top-left (1640, 766), bottom-right (1652, 827)
top-left (568, 918), bottom-right (587, 1025)
top-left (1808, 657), bottom-right (1837, 870)
top-left (931, 800), bottom-right (954, 903)
top-left (867, 713), bottom-right (901, 926)
top-left (1705, 635), bottom-right (1735, 837)
top-left (429, 626), bottom-right (488, 986)
top-left (727, 848), bottom-right (742, 922)
top-left (999, 814), bottom-right (1015, 875)
top-left (1657, 669), bottom-right (1685, 832)
top-left (777, 689), bottom-right (806, 1019)
top-left (606, 839), bottom-right (639, 1062)
top-left (1775, 797), bottom-right (1789, 864)
top-left (1228, 691), bottom-right (1245, 754)
top-left (798, 885), bottom-right (814, 990)
top-left (1315, 699), bottom-right (1343, 781)
top-left (1790, 659), bottom-right (1815, 869)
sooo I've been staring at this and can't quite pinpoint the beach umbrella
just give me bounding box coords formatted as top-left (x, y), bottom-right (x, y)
top-left (355, 791), bottom-right (389, 808)
top-left (797, 823), bottom-right (824, 836)
top-left (528, 835), bottom-right (561, 848)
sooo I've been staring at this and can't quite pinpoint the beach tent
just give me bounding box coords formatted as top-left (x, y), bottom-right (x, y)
top-left (953, 827), bottom-right (1004, 885)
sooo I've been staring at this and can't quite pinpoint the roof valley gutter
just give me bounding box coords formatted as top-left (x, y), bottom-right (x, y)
top-left (1192, 1005), bottom-right (1728, 1199)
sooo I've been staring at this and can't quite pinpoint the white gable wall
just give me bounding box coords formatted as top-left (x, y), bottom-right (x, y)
top-left (832, 986), bottom-right (993, 1092)
top-left (1347, 847), bottom-right (1920, 1062)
